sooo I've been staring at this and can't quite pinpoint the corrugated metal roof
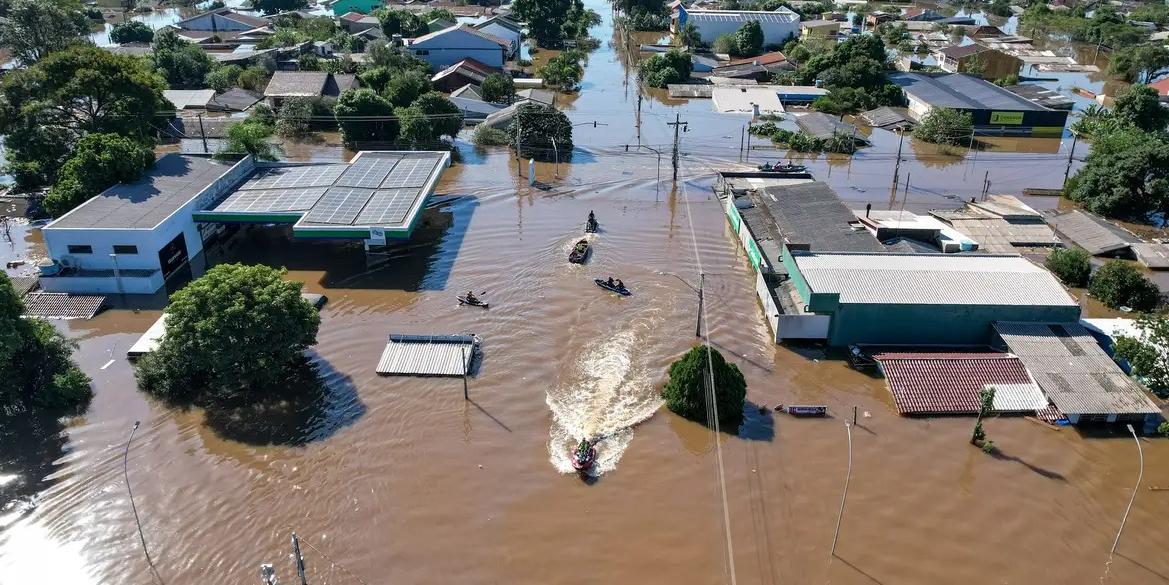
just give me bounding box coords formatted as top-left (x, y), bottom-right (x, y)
top-left (794, 112), bottom-right (862, 141)
top-left (1045, 210), bottom-right (1136, 256)
top-left (712, 87), bottom-right (784, 113)
top-left (1132, 243), bottom-right (1169, 269)
top-left (792, 251), bottom-right (1078, 306)
top-left (23, 293), bottom-right (105, 319)
top-left (686, 8), bottom-right (799, 23)
top-left (859, 106), bottom-right (913, 129)
top-left (991, 383), bottom-right (1049, 412)
top-left (376, 334), bottom-right (478, 376)
top-left (889, 72), bottom-right (1047, 112)
top-left (128, 313), bottom-right (168, 357)
top-left (264, 71), bottom-right (329, 98)
top-left (994, 321), bottom-right (1161, 415)
top-left (874, 352), bottom-right (1035, 415)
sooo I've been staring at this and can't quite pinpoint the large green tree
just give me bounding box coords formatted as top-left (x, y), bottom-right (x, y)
top-left (1111, 84), bottom-right (1169, 132)
top-left (1067, 127), bottom-right (1169, 219)
top-left (43, 133), bottom-right (155, 217)
top-left (377, 9), bottom-right (428, 38)
top-left (399, 91), bottom-right (462, 142)
top-left (480, 72), bottom-right (516, 104)
top-left (110, 20), bottom-right (154, 44)
top-left (638, 48), bottom-right (692, 88)
top-left (253, 0), bottom-right (308, 15)
top-left (511, 0), bottom-right (598, 47)
top-left (334, 88), bottom-right (397, 148)
top-left (1044, 247), bottom-right (1091, 287)
top-left (135, 264), bottom-right (320, 403)
top-left (509, 102), bottom-right (573, 160)
top-left (661, 345), bottom-right (747, 430)
top-left (0, 0), bottom-right (89, 65)
top-left (1088, 260), bottom-right (1160, 311)
top-left (1108, 44), bottom-right (1169, 84)
top-left (539, 49), bottom-right (585, 89)
top-left (732, 20), bottom-right (763, 57)
top-left (913, 107), bottom-right (973, 145)
top-left (152, 28), bottom-right (216, 87)
top-left (0, 274), bottom-right (92, 411)
top-left (1115, 313), bottom-right (1169, 398)
top-left (0, 44), bottom-right (167, 190)
top-left (215, 120), bottom-right (279, 161)
top-left (383, 69), bottom-right (432, 108)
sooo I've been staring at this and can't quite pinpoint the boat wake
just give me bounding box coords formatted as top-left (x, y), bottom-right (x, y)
top-left (546, 322), bottom-right (663, 476)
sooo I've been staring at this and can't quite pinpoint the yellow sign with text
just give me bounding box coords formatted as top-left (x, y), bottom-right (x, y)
top-left (990, 111), bottom-right (1025, 125)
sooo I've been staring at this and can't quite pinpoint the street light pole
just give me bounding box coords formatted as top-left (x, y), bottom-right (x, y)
top-left (831, 421), bottom-right (853, 558)
top-left (1110, 424), bottom-right (1143, 558)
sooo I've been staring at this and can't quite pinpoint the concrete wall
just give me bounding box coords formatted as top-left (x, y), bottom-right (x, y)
top-left (39, 272), bottom-right (163, 295)
top-left (826, 303), bottom-right (1082, 346)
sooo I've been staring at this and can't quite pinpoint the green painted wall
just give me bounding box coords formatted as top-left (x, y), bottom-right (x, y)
top-left (780, 246), bottom-right (811, 306)
top-left (331, 0), bottom-right (383, 15)
top-left (825, 303), bottom-right (1082, 346)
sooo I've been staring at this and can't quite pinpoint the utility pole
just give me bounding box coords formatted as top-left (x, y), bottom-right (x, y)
top-left (291, 533), bottom-right (308, 585)
top-left (1063, 132), bottom-right (1079, 189)
top-left (461, 346), bottom-right (469, 401)
top-left (668, 113), bottom-right (688, 181)
top-left (636, 92), bottom-right (643, 145)
top-left (739, 125), bottom-right (745, 160)
top-left (197, 112), bottom-right (208, 154)
top-left (830, 422), bottom-right (853, 557)
top-left (695, 272), bottom-right (704, 337)
top-left (515, 117), bottom-right (523, 178)
top-left (891, 128), bottom-right (905, 188)
top-left (899, 172), bottom-right (911, 217)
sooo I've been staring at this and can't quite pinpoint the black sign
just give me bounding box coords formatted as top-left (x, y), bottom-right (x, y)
top-left (158, 232), bottom-right (189, 279)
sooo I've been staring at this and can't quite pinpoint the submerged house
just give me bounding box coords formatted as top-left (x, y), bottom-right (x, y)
top-left (408, 24), bottom-right (510, 70)
top-left (934, 44), bottom-right (1023, 82)
top-left (474, 16), bottom-right (523, 59)
top-left (263, 71), bottom-right (359, 109)
top-left (169, 8), bottom-right (272, 44)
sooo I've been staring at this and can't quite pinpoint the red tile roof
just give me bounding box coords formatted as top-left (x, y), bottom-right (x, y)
top-left (1148, 77), bottom-right (1169, 97)
top-left (874, 353), bottom-right (1032, 415)
top-left (726, 51), bottom-right (787, 66)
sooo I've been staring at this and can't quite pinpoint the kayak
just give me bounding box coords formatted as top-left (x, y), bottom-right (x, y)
top-left (775, 404), bottom-right (827, 417)
top-left (569, 239), bottom-right (590, 264)
top-left (585, 218), bottom-right (598, 233)
top-left (458, 296), bottom-right (489, 309)
top-left (594, 279), bottom-right (631, 296)
top-left (758, 163), bottom-right (807, 173)
top-left (571, 446), bottom-right (597, 472)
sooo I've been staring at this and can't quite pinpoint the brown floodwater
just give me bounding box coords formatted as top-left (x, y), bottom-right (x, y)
top-left (4, 5), bottom-right (1169, 585)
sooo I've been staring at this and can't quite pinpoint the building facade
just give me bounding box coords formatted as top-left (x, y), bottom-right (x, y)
top-left (673, 8), bottom-right (801, 46)
top-left (408, 25), bottom-right (508, 70)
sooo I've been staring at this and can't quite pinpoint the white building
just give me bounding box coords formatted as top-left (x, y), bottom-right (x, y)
top-left (673, 7), bottom-right (800, 47)
top-left (408, 24), bottom-right (509, 70)
top-left (474, 16), bottom-right (522, 59)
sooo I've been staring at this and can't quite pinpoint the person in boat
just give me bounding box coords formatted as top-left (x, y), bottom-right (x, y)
top-left (465, 290), bottom-right (478, 304)
top-left (606, 277), bottom-right (615, 287)
top-left (576, 439), bottom-right (592, 459)
top-left (588, 210), bottom-right (596, 225)
top-left (615, 278), bottom-right (624, 290)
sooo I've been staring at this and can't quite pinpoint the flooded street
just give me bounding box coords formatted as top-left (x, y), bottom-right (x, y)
top-left (4, 3), bottom-right (1169, 585)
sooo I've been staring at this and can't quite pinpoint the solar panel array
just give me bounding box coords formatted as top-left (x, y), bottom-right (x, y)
top-left (301, 187), bottom-right (374, 225)
top-left (208, 153), bottom-right (446, 229)
top-left (216, 187), bottom-right (328, 213)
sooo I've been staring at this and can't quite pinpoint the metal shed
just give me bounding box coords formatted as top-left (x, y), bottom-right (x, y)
top-left (376, 334), bottom-right (479, 376)
top-left (1045, 210), bottom-right (1137, 256)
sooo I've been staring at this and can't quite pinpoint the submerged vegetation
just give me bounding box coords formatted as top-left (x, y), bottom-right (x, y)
top-left (662, 345), bottom-right (746, 431)
top-left (749, 122), bottom-right (859, 154)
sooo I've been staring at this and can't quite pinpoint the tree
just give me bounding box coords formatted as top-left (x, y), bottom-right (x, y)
top-left (253, 0), bottom-right (308, 15)
top-left (512, 0), bottom-right (596, 47)
top-left (400, 91), bottom-right (463, 142)
top-left (152, 28), bottom-right (216, 87)
top-left (297, 53), bottom-right (321, 71)
top-left (275, 97), bottom-right (314, 138)
top-left (0, 0), bottom-right (90, 65)
top-left (1044, 247), bottom-right (1091, 287)
top-left (135, 264), bottom-right (319, 403)
top-left (1111, 84), bottom-right (1169, 132)
top-left (378, 9), bottom-right (427, 38)
top-left (1108, 44), bottom-right (1169, 84)
top-left (539, 50), bottom-right (585, 89)
top-left (358, 66), bottom-right (392, 93)
top-left (970, 386), bottom-right (995, 453)
top-left (255, 27), bottom-right (306, 49)
top-left (383, 69), bottom-right (432, 108)
top-left (334, 88), bottom-right (397, 148)
top-left (732, 20), bottom-right (763, 57)
top-left (1067, 127), bottom-right (1169, 219)
top-left (481, 72), bottom-right (516, 104)
top-left (913, 107), bottom-right (973, 145)
top-left (43, 133), bottom-right (154, 217)
top-left (680, 21), bottom-right (702, 48)
top-left (661, 345), bottom-right (746, 430)
top-left (205, 64), bottom-right (243, 92)
top-left (216, 120), bottom-right (278, 161)
top-left (365, 39), bottom-right (430, 73)
top-left (1088, 260), bottom-right (1160, 311)
top-left (0, 274), bottom-right (91, 411)
top-left (638, 48), bottom-right (692, 88)
top-left (510, 102), bottom-right (573, 160)
top-left (238, 65), bottom-right (271, 92)
top-left (472, 124), bottom-right (510, 146)
top-left (0, 44), bottom-right (167, 190)
top-left (110, 20), bottom-right (154, 44)
top-left (1114, 313), bottom-right (1169, 398)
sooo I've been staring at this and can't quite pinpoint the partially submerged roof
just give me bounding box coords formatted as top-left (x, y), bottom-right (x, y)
top-left (47, 154), bottom-right (235, 230)
top-left (754, 182), bottom-right (885, 252)
top-left (207, 88), bottom-right (264, 112)
top-left (794, 112), bottom-right (863, 141)
top-left (376, 334), bottom-right (477, 376)
top-left (164, 89), bottom-right (216, 110)
top-left (938, 43), bottom-right (991, 59)
top-left (726, 51), bottom-right (788, 67)
top-left (711, 87), bottom-right (784, 113)
top-left (874, 352), bottom-right (1043, 415)
top-left (432, 58), bottom-right (501, 85)
top-left (889, 72), bottom-right (1049, 111)
top-left (265, 71), bottom-right (329, 97)
top-left (994, 322), bottom-right (1161, 416)
top-left (859, 106), bottom-right (913, 130)
top-left (790, 251), bottom-right (1078, 306)
top-left (684, 8), bottom-right (800, 24)
top-left (516, 88), bottom-right (555, 105)
top-left (174, 8), bottom-right (270, 30)
top-left (1045, 210), bottom-right (1137, 256)
top-left (1131, 243), bottom-right (1169, 269)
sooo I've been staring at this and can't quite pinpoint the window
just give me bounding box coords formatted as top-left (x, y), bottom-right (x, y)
top-left (113, 245), bottom-right (138, 255)
top-left (67, 245), bottom-right (92, 254)
top-left (415, 49), bottom-right (429, 55)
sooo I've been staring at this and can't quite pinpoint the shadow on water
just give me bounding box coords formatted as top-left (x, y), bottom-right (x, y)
top-left (0, 407), bottom-right (71, 530)
top-left (988, 446), bottom-right (1067, 481)
top-left (738, 401), bottom-right (775, 442)
top-left (205, 200), bottom-right (476, 292)
top-left (201, 354), bottom-right (366, 447)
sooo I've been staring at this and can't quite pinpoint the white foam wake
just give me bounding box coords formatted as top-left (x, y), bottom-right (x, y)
top-left (546, 321), bottom-right (663, 476)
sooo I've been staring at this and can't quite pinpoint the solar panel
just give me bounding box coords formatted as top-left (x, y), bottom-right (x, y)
top-left (300, 187), bottom-right (373, 225)
top-left (380, 157), bottom-right (440, 189)
top-left (240, 165), bottom-right (347, 190)
top-left (336, 155), bottom-right (401, 189)
top-left (355, 189), bottom-right (417, 226)
top-left (217, 187), bottom-right (328, 213)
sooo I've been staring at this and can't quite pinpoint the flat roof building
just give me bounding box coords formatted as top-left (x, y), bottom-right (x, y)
top-left (40, 151), bottom-right (450, 295)
top-left (889, 72), bottom-right (1069, 136)
top-left (673, 7), bottom-right (801, 46)
top-left (780, 249), bottom-right (1080, 346)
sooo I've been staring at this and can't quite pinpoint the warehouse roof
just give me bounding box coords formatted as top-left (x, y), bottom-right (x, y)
top-left (1045, 209), bottom-right (1137, 256)
top-left (756, 182), bottom-right (885, 252)
top-left (684, 8), bottom-right (800, 24)
top-left (795, 112), bottom-right (863, 141)
top-left (874, 352), bottom-right (1043, 415)
top-left (47, 155), bottom-right (234, 230)
top-left (790, 251), bottom-right (1078, 306)
top-left (889, 72), bottom-right (1047, 111)
top-left (994, 321), bottom-right (1161, 415)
